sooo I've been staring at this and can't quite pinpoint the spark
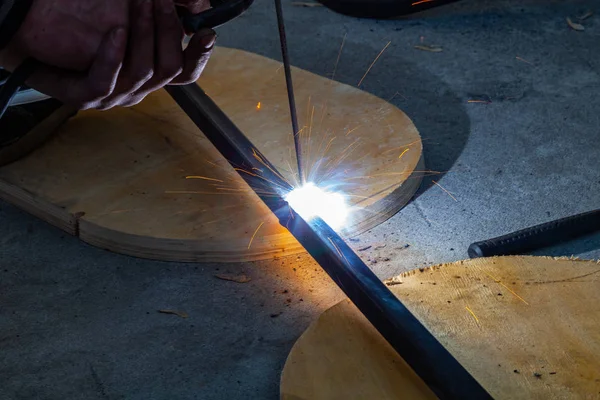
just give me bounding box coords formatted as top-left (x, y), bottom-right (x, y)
top-left (323, 137), bottom-right (336, 154)
top-left (285, 182), bottom-right (349, 229)
top-left (165, 191), bottom-right (238, 195)
top-left (467, 99), bottom-right (491, 104)
top-left (432, 180), bottom-right (457, 201)
top-left (248, 221), bottom-right (265, 249)
top-left (485, 272), bottom-right (529, 305)
top-left (251, 148), bottom-right (290, 185)
top-left (381, 140), bottom-right (422, 154)
top-left (412, 0), bottom-right (436, 5)
top-left (331, 33), bottom-right (347, 82)
top-left (328, 237), bottom-right (344, 258)
top-left (357, 41), bottom-right (392, 87)
top-left (345, 125), bottom-right (360, 136)
top-left (465, 306), bottom-right (480, 325)
top-left (185, 176), bottom-right (224, 183)
top-left (515, 56), bottom-right (533, 65)
top-left (256, 101), bottom-right (261, 110)
top-left (327, 236), bottom-right (351, 264)
top-left (398, 148), bottom-right (410, 159)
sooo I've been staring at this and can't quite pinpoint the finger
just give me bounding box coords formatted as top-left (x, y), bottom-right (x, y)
top-left (174, 0), bottom-right (211, 14)
top-left (100, 0), bottom-right (155, 109)
top-left (26, 27), bottom-right (127, 110)
top-left (127, 0), bottom-right (185, 101)
top-left (170, 28), bottom-right (215, 85)
top-left (120, 92), bottom-right (151, 108)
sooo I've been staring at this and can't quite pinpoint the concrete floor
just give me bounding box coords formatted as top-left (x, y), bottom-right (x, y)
top-left (1, 0), bottom-right (599, 398)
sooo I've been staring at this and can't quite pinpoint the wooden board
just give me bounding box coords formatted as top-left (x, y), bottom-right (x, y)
top-left (281, 256), bottom-right (600, 399)
top-left (0, 47), bottom-right (423, 262)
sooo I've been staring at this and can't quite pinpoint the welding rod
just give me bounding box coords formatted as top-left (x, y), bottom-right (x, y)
top-left (468, 208), bottom-right (600, 258)
top-left (166, 83), bottom-right (493, 400)
top-left (274, 0), bottom-right (304, 184)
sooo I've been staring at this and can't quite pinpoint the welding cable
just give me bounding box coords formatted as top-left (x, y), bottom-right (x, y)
top-left (0, 59), bottom-right (37, 121)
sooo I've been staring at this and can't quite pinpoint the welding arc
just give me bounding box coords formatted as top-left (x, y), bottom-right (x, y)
top-left (274, 0), bottom-right (304, 184)
top-left (166, 83), bottom-right (493, 400)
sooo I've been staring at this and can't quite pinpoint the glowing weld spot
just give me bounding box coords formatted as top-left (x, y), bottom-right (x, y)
top-left (285, 182), bottom-right (349, 230)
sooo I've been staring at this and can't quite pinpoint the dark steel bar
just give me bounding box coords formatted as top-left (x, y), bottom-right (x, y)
top-left (166, 83), bottom-right (493, 400)
top-left (468, 209), bottom-right (600, 258)
top-left (273, 0), bottom-right (304, 184)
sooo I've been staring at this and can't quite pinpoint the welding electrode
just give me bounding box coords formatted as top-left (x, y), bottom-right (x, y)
top-left (274, 0), bottom-right (304, 184)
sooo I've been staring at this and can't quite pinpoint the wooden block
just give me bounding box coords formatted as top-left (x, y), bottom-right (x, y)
top-left (0, 47), bottom-right (423, 262)
top-left (281, 256), bottom-right (600, 399)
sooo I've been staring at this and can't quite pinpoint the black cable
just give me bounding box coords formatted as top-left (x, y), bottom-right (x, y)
top-left (0, 59), bottom-right (38, 120)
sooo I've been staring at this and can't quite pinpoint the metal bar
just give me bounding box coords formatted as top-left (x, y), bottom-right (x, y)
top-left (273, 0), bottom-right (304, 184)
top-left (166, 83), bottom-right (493, 400)
top-left (468, 208), bottom-right (600, 258)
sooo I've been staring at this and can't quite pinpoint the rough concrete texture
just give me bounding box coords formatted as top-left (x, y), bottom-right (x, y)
top-left (1, 0), bottom-right (599, 398)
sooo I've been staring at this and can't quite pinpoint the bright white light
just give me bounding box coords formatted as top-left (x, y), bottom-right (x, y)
top-left (284, 182), bottom-right (349, 230)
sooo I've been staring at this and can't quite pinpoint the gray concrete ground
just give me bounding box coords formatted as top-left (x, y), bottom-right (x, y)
top-left (1, 0), bottom-right (599, 398)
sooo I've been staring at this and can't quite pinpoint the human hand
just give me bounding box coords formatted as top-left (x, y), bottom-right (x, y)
top-left (0, 0), bottom-right (215, 110)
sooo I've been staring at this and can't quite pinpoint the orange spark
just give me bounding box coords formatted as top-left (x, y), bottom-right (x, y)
top-left (328, 237), bottom-right (350, 264)
top-left (398, 148), bottom-right (410, 159)
top-left (186, 176), bottom-right (224, 183)
top-left (345, 125), bottom-right (360, 136)
top-left (485, 272), bottom-right (529, 305)
top-left (256, 101), bottom-right (261, 110)
top-left (165, 191), bottom-right (237, 195)
top-left (358, 41), bottom-right (392, 87)
top-left (432, 180), bottom-right (457, 201)
top-left (465, 306), bottom-right (480, 325)
top-left (412, 0), bottom-right (435, 5)
top-left (248, 221), bottom-right (265, 249)
top-left (467, 99), bottom-right (492, 104)
top-left (331, 33), bottom-right (347, 82)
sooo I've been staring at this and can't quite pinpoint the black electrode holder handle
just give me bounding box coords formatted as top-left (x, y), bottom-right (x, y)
top-left (468, 209), bottom-right (600, 258)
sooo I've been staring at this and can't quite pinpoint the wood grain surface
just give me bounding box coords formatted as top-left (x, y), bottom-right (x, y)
top-left (281, 256), bottom-right (600, 400)
top-left (0, 47), bottom-right (423, 262)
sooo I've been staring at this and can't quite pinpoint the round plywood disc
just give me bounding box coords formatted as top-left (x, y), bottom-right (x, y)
top-left (0, 47), bottom-right (423, 262)
top-left (281, 256), bottom-right (600, 400)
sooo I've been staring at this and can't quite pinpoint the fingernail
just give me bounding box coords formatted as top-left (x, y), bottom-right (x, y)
top-left (161, 0), bottom-right (175, 13)
top-left (198, 28), bottom-right (217, 49)
top-left (112, 27), bottom-right (126, 46)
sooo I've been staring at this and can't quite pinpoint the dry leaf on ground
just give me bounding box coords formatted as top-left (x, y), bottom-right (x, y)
top-left (414, 45), bottom-right (443, 52)
top-left (567, 17), bottom-right (585, 31)
top-left (158, 310), bottom-right (189, 318)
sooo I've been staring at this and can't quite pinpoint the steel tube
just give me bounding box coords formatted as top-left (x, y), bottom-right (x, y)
top-left (166, 83), bottom-right (493, 400)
